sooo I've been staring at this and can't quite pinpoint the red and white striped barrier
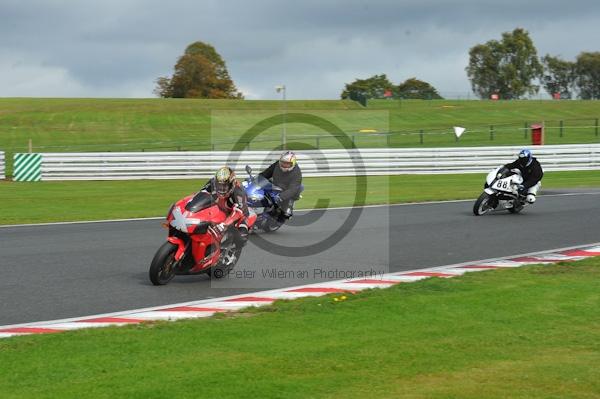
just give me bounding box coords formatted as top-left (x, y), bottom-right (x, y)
top-left (2, 243), bottom-right (599, 339)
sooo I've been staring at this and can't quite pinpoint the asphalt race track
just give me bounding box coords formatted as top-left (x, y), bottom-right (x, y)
top-left (2, 190), bottom-right (600, 326)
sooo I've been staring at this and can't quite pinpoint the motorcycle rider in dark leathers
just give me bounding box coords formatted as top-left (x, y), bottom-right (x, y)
top-left (259, 151), bottom-right (303, 222)
top-left (503, 148), bottom-right (544, 204)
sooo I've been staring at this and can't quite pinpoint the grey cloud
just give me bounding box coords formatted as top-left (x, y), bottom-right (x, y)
top-left (1, 0), bottom-right (599, 98)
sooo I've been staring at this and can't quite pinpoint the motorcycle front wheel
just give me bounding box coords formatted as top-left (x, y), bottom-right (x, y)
top-left (208, 233), bottom-right (243, 279)
top-left (473, 193), bottom-right (495, 216)
top-left (508, 202), bottom-right (524, 214)
top-left (262, 217), bottom-right (283, 233)
top-left (253, 211), bottom-right (283, 233)
top-left (149, 242), bottom-right (177, 285)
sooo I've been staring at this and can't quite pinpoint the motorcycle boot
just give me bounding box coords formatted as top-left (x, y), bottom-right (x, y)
top-left (238, 222), bottom-right (249, 246)
top-left (276, 199), bottom-right (295, 223)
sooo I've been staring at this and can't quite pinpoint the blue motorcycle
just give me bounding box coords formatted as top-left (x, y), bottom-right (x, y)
top-left (242, 165), bottom-right (301, 232)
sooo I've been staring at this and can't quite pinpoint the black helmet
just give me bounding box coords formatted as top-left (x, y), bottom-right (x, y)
top-left (215, 166), bottom-right (236, 198)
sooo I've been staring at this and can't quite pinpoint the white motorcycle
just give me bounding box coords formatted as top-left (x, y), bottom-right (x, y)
top-left (473, 166), bottom-right (529, 216)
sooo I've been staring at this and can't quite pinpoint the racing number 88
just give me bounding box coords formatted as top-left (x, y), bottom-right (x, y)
top-left (496, 181), bottom-right (509, 190)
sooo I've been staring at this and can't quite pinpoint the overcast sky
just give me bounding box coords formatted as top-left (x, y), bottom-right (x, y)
top-left (1, 0), bottom-right (599, 99)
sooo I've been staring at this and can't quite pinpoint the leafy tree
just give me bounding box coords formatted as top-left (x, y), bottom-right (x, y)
top-left (541, 55), bottom-right (575, 98)
top-left (466, 41), bottom-right (501, 98)
top-left (154, 41), bottom-right (242, 99)
top-left (184, 42), bottom-right (235, 86)
top-left (466, 28), bottom-right (542, 99)
top-left (154, 76), bottom-right (173, 98)
top-left (340, 74), bottom-right (394, 99)
top-left (574, 52), bottom-right (600, 99)
top-left (397, 77), bottom-right (443, 99)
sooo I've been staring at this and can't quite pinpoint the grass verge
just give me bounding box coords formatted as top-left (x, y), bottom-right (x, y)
top-left (1, 170), bottom-right (599, 225)
top-left (1, 257), bottom-right (599, 398)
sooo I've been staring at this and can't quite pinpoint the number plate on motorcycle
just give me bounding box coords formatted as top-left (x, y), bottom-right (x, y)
top-left (494, 178), bottom-right (513, 192)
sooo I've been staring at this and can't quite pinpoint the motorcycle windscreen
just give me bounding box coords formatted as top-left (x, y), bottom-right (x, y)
top-left (185, 191), bottom-right (216, 213)
top-left (254, 175), bottom-right (283, 192)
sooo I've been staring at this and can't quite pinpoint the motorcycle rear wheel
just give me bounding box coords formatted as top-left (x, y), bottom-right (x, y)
top-left (149, 242), bottom-right (177, 285)
top-left (473, 193), bottom-right (495, 216)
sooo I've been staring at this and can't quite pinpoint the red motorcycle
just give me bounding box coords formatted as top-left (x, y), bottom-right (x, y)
top-left (149, 191), bottom-right (256, 285)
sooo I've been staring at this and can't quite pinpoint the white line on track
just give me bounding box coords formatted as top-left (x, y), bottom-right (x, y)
top-left (1, 190), bottom-right (599, 229)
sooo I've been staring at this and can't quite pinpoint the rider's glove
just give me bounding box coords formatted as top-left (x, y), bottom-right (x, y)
top-left (274, 194), bottom-right (283, 205)
top-left (215, 223), bottom-right (227, 234)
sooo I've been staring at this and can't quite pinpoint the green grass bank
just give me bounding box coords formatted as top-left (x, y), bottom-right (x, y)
top-left (1, 98), bottom-right (599, 155)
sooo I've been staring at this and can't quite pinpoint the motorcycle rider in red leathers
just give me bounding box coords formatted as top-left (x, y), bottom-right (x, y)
top-left (201, 166), bottom-right (250, 245)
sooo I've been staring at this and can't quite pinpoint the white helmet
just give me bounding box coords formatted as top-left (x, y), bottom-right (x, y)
top-left (279, 151), bottom-right (297, 172)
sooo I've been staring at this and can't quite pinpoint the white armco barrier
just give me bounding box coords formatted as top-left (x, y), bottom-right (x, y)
top-left (0, 151), bottom-right (5, 179)
top-left (38, 144), bottom-right (600, 181)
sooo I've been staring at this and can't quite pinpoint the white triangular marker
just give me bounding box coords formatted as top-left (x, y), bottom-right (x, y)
top-left (454, 126), bottom-right (466, 138)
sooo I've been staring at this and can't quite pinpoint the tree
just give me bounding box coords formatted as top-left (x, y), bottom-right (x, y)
top-left (154, 41), bottom-right (243, 99)
top-left (541, 55), bottom-right (575, 99)
top-left (154, 76), bottom-right (173, 98)
top-left (184, 42), bottom-right (235, 87)
top-left (466, 28), bottom-right (542, 99)
top-left (397, 78), bottom-right (443, 99)
top-left (340, 74), bottom-right (394, 100)
top-left (574, 52), bottom-right (600, 99)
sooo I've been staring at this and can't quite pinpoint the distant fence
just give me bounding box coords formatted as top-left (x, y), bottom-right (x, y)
top-left (8, 118), bottom-right (599, 154)
top-left (10, 144), bottom-right (600, 181)
top-left (0, 151), bottom-right (4, 179)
